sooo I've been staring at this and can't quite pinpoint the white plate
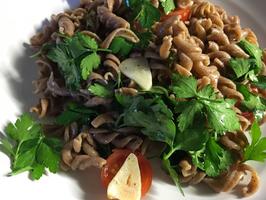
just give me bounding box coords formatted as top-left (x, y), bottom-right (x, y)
top-left (0, 0), bottom-right (265, 199)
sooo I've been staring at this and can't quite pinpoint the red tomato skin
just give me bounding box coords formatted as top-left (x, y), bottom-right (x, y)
top-left (160, 8), bottom-right (191, 22)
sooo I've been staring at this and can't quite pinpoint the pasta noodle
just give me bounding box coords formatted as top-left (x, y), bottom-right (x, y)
top-left (28, 0), bottom-right (266, 197)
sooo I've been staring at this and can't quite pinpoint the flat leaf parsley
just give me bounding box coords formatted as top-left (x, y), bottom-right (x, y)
top-left (0, 113), bottom-right (62, 180)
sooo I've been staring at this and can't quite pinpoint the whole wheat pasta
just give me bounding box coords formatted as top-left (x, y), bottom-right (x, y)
top-left (24, 0), bottom-right (266, 198)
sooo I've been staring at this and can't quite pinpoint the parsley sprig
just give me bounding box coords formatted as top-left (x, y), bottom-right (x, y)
top-left (47, 32), bottom-right (111, 90)
top-left (0, 114), bottom-right (62, 180)
top-left (170, 74), bottom-right (241, 133)
top-left (244, 120), bottom-right (266, 162)
top-left (229, 39), bottom-right (263, 81)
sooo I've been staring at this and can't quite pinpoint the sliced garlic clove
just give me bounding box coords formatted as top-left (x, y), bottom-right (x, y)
top-left (107, 153), bottom-right (141, 200)
top-left (119, 57), bottom-right (152, 91)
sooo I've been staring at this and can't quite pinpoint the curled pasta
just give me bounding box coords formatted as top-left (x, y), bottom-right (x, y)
top-left (191, 1), bottom-right (218, 18)
top-left (61, 131), bottom-right (106, 170)
top-left (218, 76), bottom-right (244, 101)
top-left (97, 6), bottom-right (130, 30)
top-left (179, 159), bottom-right (206, 185)
top-left (204, 164), bottom-right (259, 197)
top-left (89, 127), bottom-right (144, 151)
top-left (160, 35), bottom-right (173, 59)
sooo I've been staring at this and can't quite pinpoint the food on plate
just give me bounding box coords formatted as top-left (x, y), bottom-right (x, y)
top-left (1, 0), bottom-right (266, 199)
top-left (107, 153), bottom-right (141, 200)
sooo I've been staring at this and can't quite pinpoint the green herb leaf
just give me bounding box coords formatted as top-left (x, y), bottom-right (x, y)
top-left (55, 102), bottom-right (96, 125)
top-left (170, 74), bottom-right (197, 98)
top-left (228, 58), bottom-right (252, 78)
top-left (149, 86), bottom-right (169, 96)
top-left (252, 75), bottom-right (266, 90)
top-left (203, 99), bottom-right (240, 133)
top-left (46, 32), bottom-right (105, 90)
top-left (244, 121), bottom-right (266, 162)
top-left (177, 100), bottom-right (203, 132)
top-left (31, 163), bottom-right (45, 180)
top-left (204, 137), bottom-right (233, 177)
top-left (77, 32), bottom-right (98, 51)
top-left (197, 85), bottom-right (216, 99)
top-left (88, 83), bottom-right (113, 98)
top-left (237, 84), bottom-right (266, 111)
top-left (47, 45), bottom-right (81, 90)
top-left (0, 113), bottom-right (63, 179)
top-left (109, 37), bottom-right (133, 57)
top-left (162, 156), bottom-right (184, 196)
top-left (13, 139), bottom-right (39, 171)
top-left (228, 39), bottom-right (263, 81)
top-left (36, 138), bottom-right (61, 173)
top-left (173, 127), bottom-right (209, 152)
top-left (159, 0), bottom-right (176, 14)
top-left (134, 31), bottom-right (153, 49)
top-left (238, 40), bottom-right (263, 68)
top-left (0, 138), bottom-right (14, 156)
top-left (118, 95), bottom-right (176, 146)
top-left (4, 113), bottom-right (41, 142)
top-left (80, 52), bottom-right (101, 80)
top-left (170, 74), bottom-right (240, 133)
top-left (128, 0), bottom-right (161, 29)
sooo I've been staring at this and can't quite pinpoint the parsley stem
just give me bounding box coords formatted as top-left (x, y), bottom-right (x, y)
top-left (97, 48), bottom-right (112, 53)
top-left (9, 166), bottom-right (33, 176)
top-left (164, 148), bottom-right (176, 160)
top-left (197, 96), bottom-right (221, 103)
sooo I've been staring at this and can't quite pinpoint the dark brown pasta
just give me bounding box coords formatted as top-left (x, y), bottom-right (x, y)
top-left (29, 0), bottom-right (265, 197)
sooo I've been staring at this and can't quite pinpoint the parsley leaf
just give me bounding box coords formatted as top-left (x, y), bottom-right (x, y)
top-left (204, 137), bottom-right (233, 177)
top-left (238, 40), bottom-right (263, 71)
top-left (46, 32), bottom-right (107, 89)
top-left (0, 114), bottom-right (63, 180)
top-left (203, 99), bottom-right (240, 133)
top-left (170, 74), bottom-right (240, 133)
top-left (177, 100), bottom-right (203, 132)
top-left (252, 75), bottom-right (266, 90)
top-left (173, 127), bottom-right (209, 152)
top-left (244, 121), bottom-right (266, 162)
top-left (228, 40), bottom-right (263, 80)
top-left (237, 84), bottom-right (266, 111)
top-left (31, 163), bottom-right (45, 180)
top-left (109, 37), bottom-right (133, 57)
top-left (55, 102), bottom-right (96, 125)
top-left (159, 0), bottom-right (176, 14)
top-left (117, 94), bottom-right (176, 146)
top-left (228, 58), bottom-right (252, 79)
top-left (36, 138), bottom-right (61, 173)
top-left (47, 43), bottom-right (81, 90)
top-left (4, 113), bottom-right (41, 142)
top-left (197, 85), bottom-right (216, 99)
top-left (134, 31), bottom-right (153, 49)
top-left (77, 32), bottom-right (98, 51)
top-left (88, 83), bottom-right (113, 98)
top-left (80, 52), bottom-right (101, 80)
top-left (127, 0), bottom-right (161, 29)
top-left (170, 74), bottom-right (197, 98)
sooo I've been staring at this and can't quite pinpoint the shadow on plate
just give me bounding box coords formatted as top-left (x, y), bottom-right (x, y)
top-left (60, 168), bottom-right (108, 200)
top-left (4, 43), bottom-right (38, 112)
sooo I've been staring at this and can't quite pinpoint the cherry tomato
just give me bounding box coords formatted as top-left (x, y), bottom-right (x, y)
top-left (101, 149), bottom-right (153, 197)
top-left (242, 112), bottom-right (255, 123)
top-left (160, 8), bottom-right (191, 22)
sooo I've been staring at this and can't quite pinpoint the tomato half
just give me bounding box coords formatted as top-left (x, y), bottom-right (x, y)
top-left (101, 149), bottom-right (153, 197)
top-left (160, 8), bottom-right (191, 22)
